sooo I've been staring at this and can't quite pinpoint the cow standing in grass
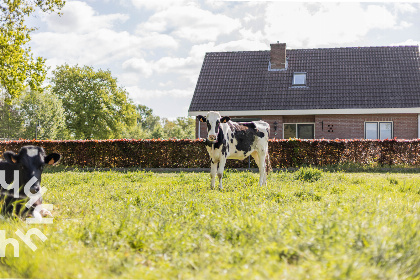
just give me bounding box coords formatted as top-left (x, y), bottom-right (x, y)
top-left (0, 146), bottom-right (61, 219)
top-left (197, 111), bottom-right (271, 189)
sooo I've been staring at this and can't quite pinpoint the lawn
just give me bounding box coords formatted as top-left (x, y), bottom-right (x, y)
top-left (1, 168), bottom-right (420, 279)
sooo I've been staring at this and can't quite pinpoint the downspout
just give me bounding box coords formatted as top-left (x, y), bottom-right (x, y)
top-left (418, 114), bottom-right (420, 139)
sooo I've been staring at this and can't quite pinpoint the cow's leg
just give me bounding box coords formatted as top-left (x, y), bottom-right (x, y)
top-left (257, 149), bottom-right (267, 186)
top-left (252, 151), bottom-right (267, 186)
top-left (252, 150), bottom-right (265, 186)
top-left (217, 157), bottom-right (227, 189)
top-left (251, 151), bottom-right (260, 165)
top-left (251, 151), bottom-right (260, 170)
top-left (210, 160), bottom-right (218, 189)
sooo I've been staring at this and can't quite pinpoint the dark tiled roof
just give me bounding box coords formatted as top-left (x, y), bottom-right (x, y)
top-left (188, 46), bottom-right (420, 112)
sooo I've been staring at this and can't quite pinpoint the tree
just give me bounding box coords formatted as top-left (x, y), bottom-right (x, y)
top-left (18, 89), bottom-right (67, 139)
top-left (121, 104), bottom-right (162, 139)
top-left (0, 0), bottom-right (65, 101)
top-left (51, 64), bottom-right (137, 139)
top-left (174, 116), bottom-right (195, 139)
top-left (121, 124), bottom-right (149, 140)
top-left (136, 104), bottom-right (160, 132)
top-left (163, 117), bottom-right (195, 139)
top-left (0, 93), bottom-right (24, 139)
top-left (150, 124), bottom-right (166, 139)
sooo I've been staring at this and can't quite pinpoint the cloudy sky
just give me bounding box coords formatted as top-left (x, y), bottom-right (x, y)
top-left (28, 0), bottom-right (420, 119)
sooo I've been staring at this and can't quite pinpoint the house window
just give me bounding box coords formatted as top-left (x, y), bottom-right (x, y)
top-left (365, 122), bottom-right (393, 140)
top-left (284, 123), bottom-right (314, 139)
top-left (293, 72), bottom-right (306, 85)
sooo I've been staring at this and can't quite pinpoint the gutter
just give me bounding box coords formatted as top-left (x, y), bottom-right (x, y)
top-left (189, 107), bottom-right (420, 117)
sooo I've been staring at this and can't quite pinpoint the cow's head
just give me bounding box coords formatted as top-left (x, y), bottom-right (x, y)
top-left (197, 111), bottom-right (230, 143)
top-left (3, 146), bottom-right (61, 207)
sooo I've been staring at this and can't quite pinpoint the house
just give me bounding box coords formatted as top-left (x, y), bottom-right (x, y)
top-left (188, 43), bottom-right (420, 140)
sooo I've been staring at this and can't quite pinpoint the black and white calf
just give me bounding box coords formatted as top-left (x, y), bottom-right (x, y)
top-left (197, 111), bottom-right (270, 189)
top-left (0, 146), bottom-right (61, 218)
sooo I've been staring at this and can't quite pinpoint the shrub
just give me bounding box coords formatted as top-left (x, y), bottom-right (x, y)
top-left (294, 167), bottom-right (323, 182)
top-left (1, 138), bottom-right (420, 168)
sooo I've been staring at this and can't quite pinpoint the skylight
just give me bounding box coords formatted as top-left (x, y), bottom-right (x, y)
top-left (293, 72), bottom-right (306, 86)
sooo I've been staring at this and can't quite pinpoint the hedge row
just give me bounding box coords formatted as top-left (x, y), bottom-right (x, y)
top-left (1, 139), bottom-right (420, 168)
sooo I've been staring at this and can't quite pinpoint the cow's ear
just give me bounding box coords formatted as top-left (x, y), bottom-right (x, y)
top-left (220, 116), bottom-right (231, 123)
top-left (3, 151), bottom-right (19, 164)
top-left (197, 115), bottom-right (206, 122)
top-left (45, 153), bottom-right (61, 165)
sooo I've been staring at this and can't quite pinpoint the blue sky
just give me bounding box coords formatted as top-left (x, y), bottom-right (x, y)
top-left (28, 0), bottom-right (420, 119)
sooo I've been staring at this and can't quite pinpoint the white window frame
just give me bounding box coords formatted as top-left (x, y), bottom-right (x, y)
top-left (283, 123), bottom-right (315, 139)
top-left (364, 121), bottom-right (393, 140)
top-left (292, 72), bottom-right (307, 86)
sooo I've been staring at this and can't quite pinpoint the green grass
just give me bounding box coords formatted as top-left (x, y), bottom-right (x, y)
top-left (1, 167), bottom-right (420, 279)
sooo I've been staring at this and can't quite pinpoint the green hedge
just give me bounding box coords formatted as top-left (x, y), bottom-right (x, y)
top-left (1, 139), bottom-right (420, 168)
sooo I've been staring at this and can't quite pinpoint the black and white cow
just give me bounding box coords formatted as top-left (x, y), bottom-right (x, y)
top-left (0, 146), bottom-right (61, 218)
top-left (197, 111), bottom-right (271, 189)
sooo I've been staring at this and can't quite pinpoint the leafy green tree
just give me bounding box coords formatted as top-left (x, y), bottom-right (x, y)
top-left (121, 123), bottom-right (149, 140)
top-left (51, 64), bottom-right (137, 139)
top-left (163, 117), bottom-right (195, 139)
top-left (18, 89), bottom-right (67, 139)
top-left (150, 124), bottom-right (166, 139)
top-left (175, 116), bottom-right (195, 139)
top-left (0, 0), bottom-right (65, 101)
top-left (0, 94), bottom-right (24, 139)
top-left (122, 104), bottom-right (161, 139)
top-left (136, 104), bottom-right (161, 132)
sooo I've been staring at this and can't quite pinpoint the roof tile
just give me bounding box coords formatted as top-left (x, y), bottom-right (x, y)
top-left (189, 46), bottom-right (420, 112)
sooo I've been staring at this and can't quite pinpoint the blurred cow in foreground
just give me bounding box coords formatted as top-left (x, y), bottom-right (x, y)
top-left (0, 146), bottom-right (61, 219)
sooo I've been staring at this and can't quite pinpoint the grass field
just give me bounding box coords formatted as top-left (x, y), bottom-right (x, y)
top-left (1, 168), bottom-right (420, 279)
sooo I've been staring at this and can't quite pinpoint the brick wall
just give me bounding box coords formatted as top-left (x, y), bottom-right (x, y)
top-left (314, 114), bottom-right (418, 139)
top-left (270, 43), bottom-right (286, 70)
top-left (195, 114), bottom-right (419, 140)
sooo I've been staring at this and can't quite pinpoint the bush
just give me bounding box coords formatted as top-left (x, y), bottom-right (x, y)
top-left (1, 138), bottom-right (420, 168)
top-left (294, 167), bottom-right (323, 182)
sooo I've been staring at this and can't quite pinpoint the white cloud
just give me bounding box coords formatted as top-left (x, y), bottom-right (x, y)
top-left (204, 0), bottom-right (225, 10)
top-left (41, 1), bottom-right (129, 33)
top-left (121, 53), bottom-right (201, 84)
top-left (32, 1), bottom-right (150, 69)
top-left (32, 29), bottom-right (142, 67)
top-left (394, 3), bottom-right (417, 14)
top-left (122, 57), bottom-right (153, 77)
top-left (130, 0), bottom-right (190, 11)
top-left (397, 21), bottom-right (413, 29)
top-left (136, 4), bottom-right (241, 43)
top-left (392, 39), bottom-right (420, 46)
top-left (138, 32), bottom-right (179, 49)
top-left (243, 13), bottom-right (258, 24)
top-left (190, 39), bottom-right (268, 55)
top-left (264, 3), bottom-right (398, 48)
top-left (121, 37), bottom-right (268, 89)
top-left (127, 86), bottom-right (192, 101)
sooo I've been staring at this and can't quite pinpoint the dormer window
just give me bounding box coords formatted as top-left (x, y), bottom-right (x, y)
top-left (293, 72), bottom-right (306, 86)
